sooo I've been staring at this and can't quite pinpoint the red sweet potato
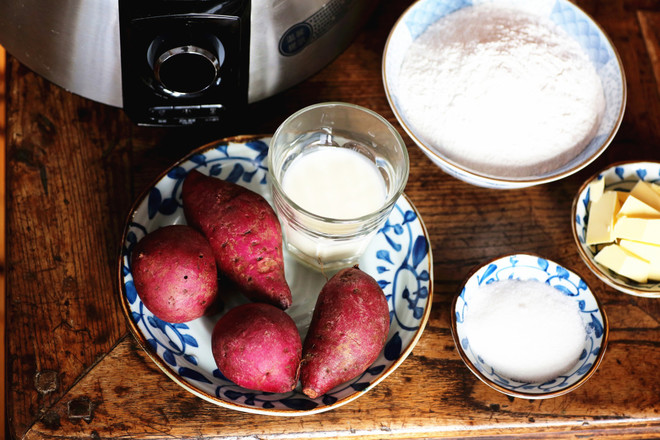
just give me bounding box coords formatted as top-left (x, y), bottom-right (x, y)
top-left (300, 266), bottom-right (390, 398)
top-left (211, 303), bottom-right (302, 393)
top-left (182, 170), bottom-right (292, 309)
top-left (131, 225), bottom-right (218, 323)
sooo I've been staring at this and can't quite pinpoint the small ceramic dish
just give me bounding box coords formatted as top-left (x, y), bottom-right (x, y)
top-left (451, 253), bottom-right (608, 399)
top-left (572, 161), bottom-right (660, 298)
top-left (117, 135), bottom-right (434, 415)
top-left (382, 0), bottom-right (626, 189)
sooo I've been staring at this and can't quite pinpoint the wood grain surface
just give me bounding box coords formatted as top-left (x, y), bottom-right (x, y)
top-left (5, 1), bottom-right (660, 439)
top-left (1, 43), bottom-right (7, 440)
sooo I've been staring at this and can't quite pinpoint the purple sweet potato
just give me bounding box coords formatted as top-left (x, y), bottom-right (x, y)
top-left (131, 225), bottom-right (218, 323)
top-left (300, 266), bottom-right (390, 398)
top-left (182, 170), bottom-right (292, 310)
top-left (211, 303), bottom-right (302, 393)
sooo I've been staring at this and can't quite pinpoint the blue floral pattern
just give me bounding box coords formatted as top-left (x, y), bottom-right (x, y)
top-left (573, 161), bottom-right (660, 297)
top-left (119, 136), bottom-right (434, 415)
top-left (453, 253), bottom-right (608, 397)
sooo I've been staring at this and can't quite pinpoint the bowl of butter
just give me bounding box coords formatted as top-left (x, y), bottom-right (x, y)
top-left (572, 161), bottom-right (660, 298)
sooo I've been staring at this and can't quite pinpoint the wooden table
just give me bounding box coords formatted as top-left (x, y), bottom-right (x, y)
top-left (5, 1), bottom-right (660, 438)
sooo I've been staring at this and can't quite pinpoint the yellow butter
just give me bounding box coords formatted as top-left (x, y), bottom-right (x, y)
top-left (594, 244), bottom-right (650, 283)
top-left (619, 239), bottom-right (660, 281)
top-left (652, 182), bottom-right (660, 196)
top-left (588, 178), bottom-right (605, 203)
top-left (616, 191), bottom-right (629, 205)
top-left (613, 217), bottom-right (660, 246)
top-left (586, 190), bottom-right (620, 245)
top-left (616, 194), bottom-right (660, 218)
top-left (630, 181), bottom-right (660, 212)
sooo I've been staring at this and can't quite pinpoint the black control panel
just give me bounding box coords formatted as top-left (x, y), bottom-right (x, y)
top-left (119, 0), bottom-right (250, 126)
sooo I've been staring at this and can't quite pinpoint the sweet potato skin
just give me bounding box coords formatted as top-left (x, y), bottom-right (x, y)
top-left (211, 303), bottom-right (302, 393)
top-left (182, 170), bottom-right (292, 310)
top-left (131, 225), bottom-right (218, 323)
top-left (300, 266), bottom-right (390, 398)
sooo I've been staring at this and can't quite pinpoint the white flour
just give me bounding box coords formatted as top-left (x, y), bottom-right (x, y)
top-left (397, 4), bottom-right (605, 177)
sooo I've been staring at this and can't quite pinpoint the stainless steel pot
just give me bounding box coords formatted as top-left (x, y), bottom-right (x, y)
top-left (0, 0), bottom-right (378, 125)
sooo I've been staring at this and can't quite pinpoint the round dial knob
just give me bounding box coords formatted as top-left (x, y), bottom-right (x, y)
top-left (148, 35), bottom-right (225, 97)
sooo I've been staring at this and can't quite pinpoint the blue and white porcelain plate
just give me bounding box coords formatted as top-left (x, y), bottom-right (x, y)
top-left (451, 253), bottom-right (608, 398)
top-left (118, 135), bottom-right (434, 415)
top-left (383, 0), bottom-right (626, 188)
top-left (572, 161), bottom-right (660, 298)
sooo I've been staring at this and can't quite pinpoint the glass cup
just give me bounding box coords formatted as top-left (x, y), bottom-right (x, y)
top-left (268, 102), bottom-right (409, 271)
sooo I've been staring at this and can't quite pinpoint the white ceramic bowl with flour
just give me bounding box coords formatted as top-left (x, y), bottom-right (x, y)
top-left (383, 0), bottom-right (626, 189)
top-left (451, 253), bottom-right (609, 398)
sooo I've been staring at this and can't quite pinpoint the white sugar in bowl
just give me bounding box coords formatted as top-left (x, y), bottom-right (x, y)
top-left (451, 253), bottom-right (609, 398)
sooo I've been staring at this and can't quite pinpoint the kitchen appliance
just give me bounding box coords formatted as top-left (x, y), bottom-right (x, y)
top-left (0, 0), bottom-right (378, 126)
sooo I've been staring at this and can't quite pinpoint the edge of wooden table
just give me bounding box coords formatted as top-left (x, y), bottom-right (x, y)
top-left (1, 43), bottom-right (7, 440)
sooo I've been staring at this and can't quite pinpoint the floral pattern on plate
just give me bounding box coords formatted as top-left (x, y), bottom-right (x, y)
top-left (118, 135), bottom-right (434, 415)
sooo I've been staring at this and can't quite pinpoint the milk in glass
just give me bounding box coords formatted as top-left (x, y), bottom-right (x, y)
top-left (282, 146), bottom-right (386, 220)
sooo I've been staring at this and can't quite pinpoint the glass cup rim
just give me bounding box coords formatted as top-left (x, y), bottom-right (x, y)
top-left (268, 101), bottom-right (410, 225)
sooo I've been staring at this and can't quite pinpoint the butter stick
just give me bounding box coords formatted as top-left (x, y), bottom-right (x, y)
top-left (586, 191), bottom-right (620, 245)
top-left (630, 181), bottom-right (660, 212)
top-left (619, 239), bottom-right (660, 281)
top-left (613, 217), bottom-right (660, 246)
top-left (617, 194), bottom-right (660, 218)
top-left (594, 244), bottom-right (649, 283)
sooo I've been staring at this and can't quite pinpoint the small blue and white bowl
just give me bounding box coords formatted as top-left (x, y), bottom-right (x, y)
top-left (383, 0), bottom-right (626, 189)
top-left (572, 161), bottom-right (660, 298)
top-left (451, 253), bottom-right (608, 399)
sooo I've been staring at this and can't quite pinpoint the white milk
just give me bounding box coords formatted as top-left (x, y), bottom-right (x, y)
top-left (279, 146), bottom-right (388, 267)
top-left (282, 147), bottom-right (386, 219)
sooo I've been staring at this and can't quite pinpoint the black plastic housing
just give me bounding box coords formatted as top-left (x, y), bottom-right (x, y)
top-left (119, 0), bottom-right (250, 126)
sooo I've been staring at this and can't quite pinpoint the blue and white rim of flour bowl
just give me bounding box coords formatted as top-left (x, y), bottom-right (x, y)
top-left (572, 161), bottom-right (660, 298)
top-left (382, 0), bottom-right (627, 189)
top-left (451, 253), bottom-right (609, 398)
